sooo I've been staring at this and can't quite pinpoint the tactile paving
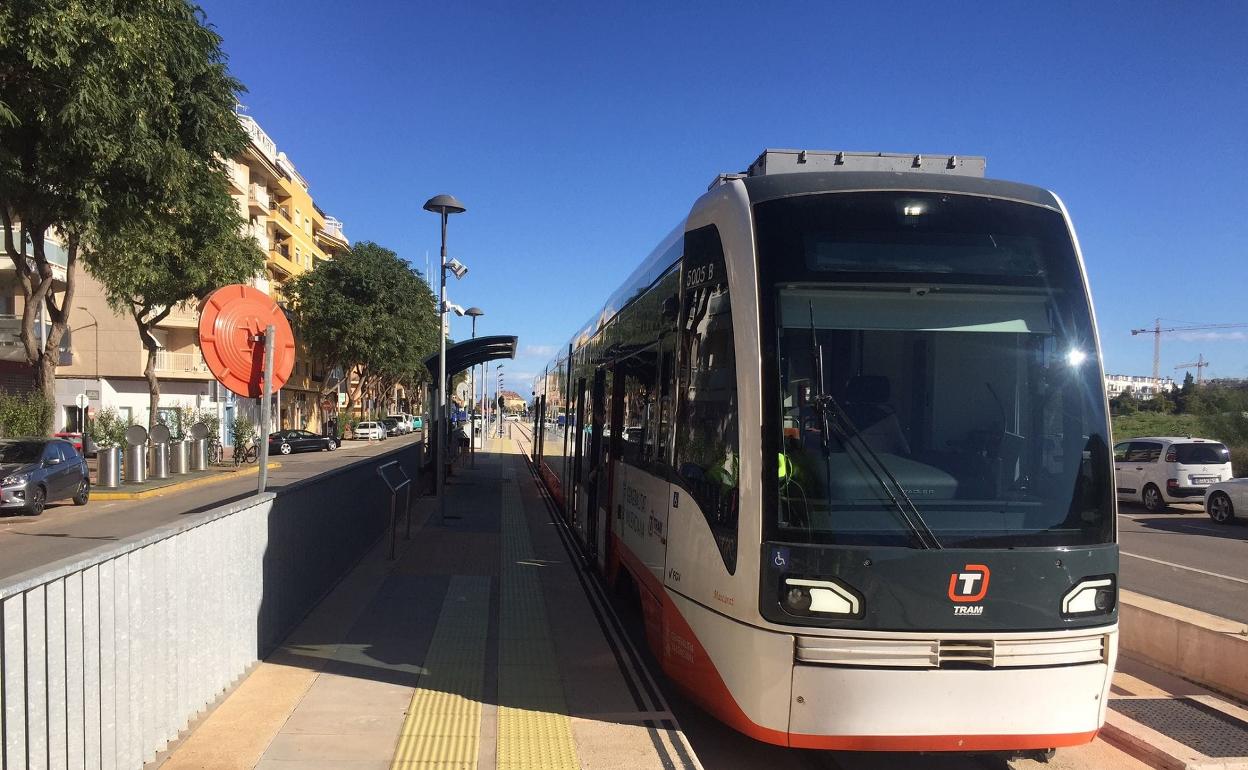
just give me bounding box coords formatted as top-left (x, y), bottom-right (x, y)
top-left (497, 473), bottom-right (580, 769)
top-left (1110, 698), bottom-right (1248, 758)
top-left (391, 575), bottom-right (490, 769)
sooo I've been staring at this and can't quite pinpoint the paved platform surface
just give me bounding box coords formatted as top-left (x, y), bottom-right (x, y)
top-left (147, 434), bottom-right (1242, 770)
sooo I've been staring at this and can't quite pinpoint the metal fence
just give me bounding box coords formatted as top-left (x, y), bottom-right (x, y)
top-left (0, 443), bottom-right (419, 769)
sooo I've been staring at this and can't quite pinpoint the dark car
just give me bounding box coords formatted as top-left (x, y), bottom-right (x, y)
top-left (379, 418), bottom-right (402, 436)
top-left (0, 438), bottom-right (90, 515)
top-left (268, 430), bottom-right (338, 456)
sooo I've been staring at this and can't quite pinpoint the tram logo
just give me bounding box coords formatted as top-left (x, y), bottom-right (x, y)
top-left (947, 564), bottom-right (991, 603)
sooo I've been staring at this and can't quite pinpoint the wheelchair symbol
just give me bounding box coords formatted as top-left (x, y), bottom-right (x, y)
top-left (772, 547), bottom-right (789, 568)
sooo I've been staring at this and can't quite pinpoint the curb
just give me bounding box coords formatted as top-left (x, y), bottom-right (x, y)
top-left (93, 462), bottom-right (281, 500)
top-left (1121, 590), bottom-right (1248, 704)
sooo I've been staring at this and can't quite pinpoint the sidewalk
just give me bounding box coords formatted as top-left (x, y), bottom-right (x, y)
top-left (152, 437), bottom-right (695, 770)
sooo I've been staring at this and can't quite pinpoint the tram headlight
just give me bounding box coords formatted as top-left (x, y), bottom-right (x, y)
top-left (781, 577), bottom-right (863, 618)
top-left (1061, 576), bottom-right (1116, 617)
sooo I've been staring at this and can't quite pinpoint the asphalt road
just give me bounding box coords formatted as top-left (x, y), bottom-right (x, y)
top-left (0, 432), bottom-right (423, 582)
top-left (1117, 500), bottom-right (1248, 623)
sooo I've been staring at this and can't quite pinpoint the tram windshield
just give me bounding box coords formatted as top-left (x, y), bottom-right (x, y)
top-left (757, 191), bottom-right (1113, 548)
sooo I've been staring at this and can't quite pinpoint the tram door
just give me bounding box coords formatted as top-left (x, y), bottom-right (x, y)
top-left (598, 364), bottom-right (626, 571)
top-left (584, 368), bottom-right (608, 562)
top-left (570, 380), bottom-right (587, 526)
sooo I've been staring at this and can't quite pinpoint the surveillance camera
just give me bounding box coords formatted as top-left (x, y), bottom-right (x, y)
top-left (446, 258), bottom-right (468, 279)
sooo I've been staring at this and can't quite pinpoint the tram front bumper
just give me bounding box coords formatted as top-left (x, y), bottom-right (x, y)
top-left (787, 661), bottom-right (1110, 751)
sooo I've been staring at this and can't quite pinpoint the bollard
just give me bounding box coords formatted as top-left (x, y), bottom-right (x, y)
top-left (148, 442), bottom-right (169, 479)
top-left (170, 440), bottom-right (190, 474)
top-left (190, 438), bottom-right (209, 471)
top-left (97, 446), bottom-right (122, 488)
top-left (124, 444), bottom-right (147, 484)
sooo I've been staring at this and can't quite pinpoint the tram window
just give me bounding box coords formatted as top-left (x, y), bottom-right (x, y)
top-left (620, 353), bottom-right (658, 466)
top-left (654, 335), bottom-right (676, 466)
top-left (675, 225), bottom-right (739, 572)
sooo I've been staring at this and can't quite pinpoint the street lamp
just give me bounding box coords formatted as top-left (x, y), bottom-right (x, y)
top-left (465, 307), bottom-right (484, 466)
top-left (75, 306), bottom-right (99, 381)
top-left (423, 193), bottom-right (466, 524)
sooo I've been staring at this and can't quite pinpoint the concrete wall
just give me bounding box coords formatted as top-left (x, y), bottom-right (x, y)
top-left (0, 443), bottom-right (419, 768)
top-left (1119, 590), bottom-right (1248, 703)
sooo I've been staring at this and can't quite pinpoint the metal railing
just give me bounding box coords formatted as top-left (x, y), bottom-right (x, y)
top-left (155, 349), bottom-right (209, 373)
top-left (247, 183), bottom-right (270, 210)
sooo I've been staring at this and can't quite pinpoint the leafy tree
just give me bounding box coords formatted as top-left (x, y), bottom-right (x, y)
top-left (85, 173), bottom-right (263, 430)
top-left (285, 241), bottom-right (438, 427)
top-left (0, 0), bottom-right (245, 412)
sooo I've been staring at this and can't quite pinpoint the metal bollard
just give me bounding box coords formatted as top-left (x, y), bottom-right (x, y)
top-left (124, 444), bottom-right (147, 484)
top-left (190, 438), bottom-right (209, 471)
top-left (170, 440), bottom-right (190, 474)
top-left (98, 446), bottom-right (122, 488)
top-left (149, 442), bottom-right (169, 480)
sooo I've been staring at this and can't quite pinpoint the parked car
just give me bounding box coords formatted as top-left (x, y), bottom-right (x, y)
top-left (1204, 478), bottom-right (1246, 524)
top-left (379, 418), bottom-right (403, 436)
top-left (268, 430), bottom-right (338, 456)
top-left (386, 414), bottom-right (411, 434)
top-left (53, 431), bottom-right (97, 458)
top-left (504, 413), bottom-right (520, 422)
top-left (411, 415), bottom-right (424, 431)
top-left (0, 438), bottom-right (90, 515)
top-left (1113, 436), bottom-right (1234, 512)
top-left (352, 422), bottom-right (386, 441)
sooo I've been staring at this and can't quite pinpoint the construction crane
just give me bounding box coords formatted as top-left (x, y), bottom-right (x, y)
top-left (1174, 354), bottom-right (1210, 386)
top-left (1130, 319), bottom-right (1248, 382)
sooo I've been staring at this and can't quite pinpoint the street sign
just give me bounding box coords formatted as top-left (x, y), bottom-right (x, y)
top-left (75, 393), bottom-right (89, 409)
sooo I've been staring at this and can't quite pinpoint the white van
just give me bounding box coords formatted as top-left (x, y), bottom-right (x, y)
top-left (1113, 436), bottom-right (1233, 512)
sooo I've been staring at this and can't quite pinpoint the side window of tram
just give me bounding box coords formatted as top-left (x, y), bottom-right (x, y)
top-left (620, 354), bottom-right (658, 466)
top-left (674, 225), bottom-right (739, 572)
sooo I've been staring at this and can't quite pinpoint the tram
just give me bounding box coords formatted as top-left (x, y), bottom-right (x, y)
top-left (529, 150), bottom-right (1117, 754)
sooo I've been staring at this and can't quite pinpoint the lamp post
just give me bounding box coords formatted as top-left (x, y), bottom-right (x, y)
top-left (465, 306), bottom-right (483, 466)
top-left (495, 364), bottom-right (505, 437)
top-left (423, 193), bottom-right (466, 525)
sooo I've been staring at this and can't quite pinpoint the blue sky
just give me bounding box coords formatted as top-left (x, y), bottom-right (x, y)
top-left (202, 1), bottom-right (1248, 391)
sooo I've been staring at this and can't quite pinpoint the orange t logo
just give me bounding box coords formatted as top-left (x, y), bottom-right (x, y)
top-left (948, 564), bottom-right (990, 602)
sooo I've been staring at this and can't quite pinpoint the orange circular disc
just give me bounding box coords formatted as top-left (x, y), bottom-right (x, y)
top-left (198, 284), bottom-right (296, 398)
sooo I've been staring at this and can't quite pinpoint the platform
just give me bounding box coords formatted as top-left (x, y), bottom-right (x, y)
top-left (153, 436), bottom-right (695, 770)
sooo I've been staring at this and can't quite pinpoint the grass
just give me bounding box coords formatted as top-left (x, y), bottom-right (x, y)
top-left (1111, 412), bottom-right (1248, 477)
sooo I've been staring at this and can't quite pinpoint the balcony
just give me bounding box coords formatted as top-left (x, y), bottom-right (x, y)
top-left (227, 161), bottom-right (248, 193)
top-left (248, 184), bottom-right (270, 215)
top-left (316, 216), bottom-right (349, 252)
top-left (155, 349), bottom-right (211, 376)
top-left (269, 203), bottom-right (295, 236)
top-left (157, 304), bottom-right (201, 330)
top-left (237, 114), bottom-right (278, 166)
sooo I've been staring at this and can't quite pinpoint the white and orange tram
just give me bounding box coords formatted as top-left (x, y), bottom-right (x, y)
top-left (529, 150), bottom-right (1117, 755)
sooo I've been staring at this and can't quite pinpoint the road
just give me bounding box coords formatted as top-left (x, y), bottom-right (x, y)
top-left (0, 432), bottom-right (422, 582)
top-left (1117, 500), bottom-right (1248, 623)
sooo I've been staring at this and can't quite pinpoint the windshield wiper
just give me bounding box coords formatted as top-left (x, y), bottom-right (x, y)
top-left (807, 304), bottom-right (943, 550)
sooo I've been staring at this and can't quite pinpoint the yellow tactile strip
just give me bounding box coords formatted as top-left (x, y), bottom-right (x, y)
top-left (497, 471), bottom-right (579, 769)
top-left (392, 575), bottom-right (490, 769)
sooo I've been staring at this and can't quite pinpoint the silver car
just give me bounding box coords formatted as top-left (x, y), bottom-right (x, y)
top-left (0, 438), bottom-right (90, 516)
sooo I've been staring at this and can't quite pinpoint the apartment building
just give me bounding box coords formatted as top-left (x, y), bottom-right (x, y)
top-left (1105, 373), bottom-right (1177, 401)
top-left (50, 112), bottom-right (348, 443)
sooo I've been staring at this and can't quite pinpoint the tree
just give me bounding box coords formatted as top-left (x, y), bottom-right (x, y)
top-left (0, 0), bottom-right (246, 410)
top-left (85, 173), bottom-right (264, 429)
top-left (285, 242), bottom-right (438, 427)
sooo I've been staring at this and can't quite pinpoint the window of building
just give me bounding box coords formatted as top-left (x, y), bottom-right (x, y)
top-left (674, 225), bottom-right (738, 572)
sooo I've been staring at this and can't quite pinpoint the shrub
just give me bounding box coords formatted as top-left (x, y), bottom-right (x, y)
top-left (87, 407), bottom-right (129, 449)
top-left (230, 414), bottom-right (256, 448)
top-left (0, 391), bottom-right (54, 437)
